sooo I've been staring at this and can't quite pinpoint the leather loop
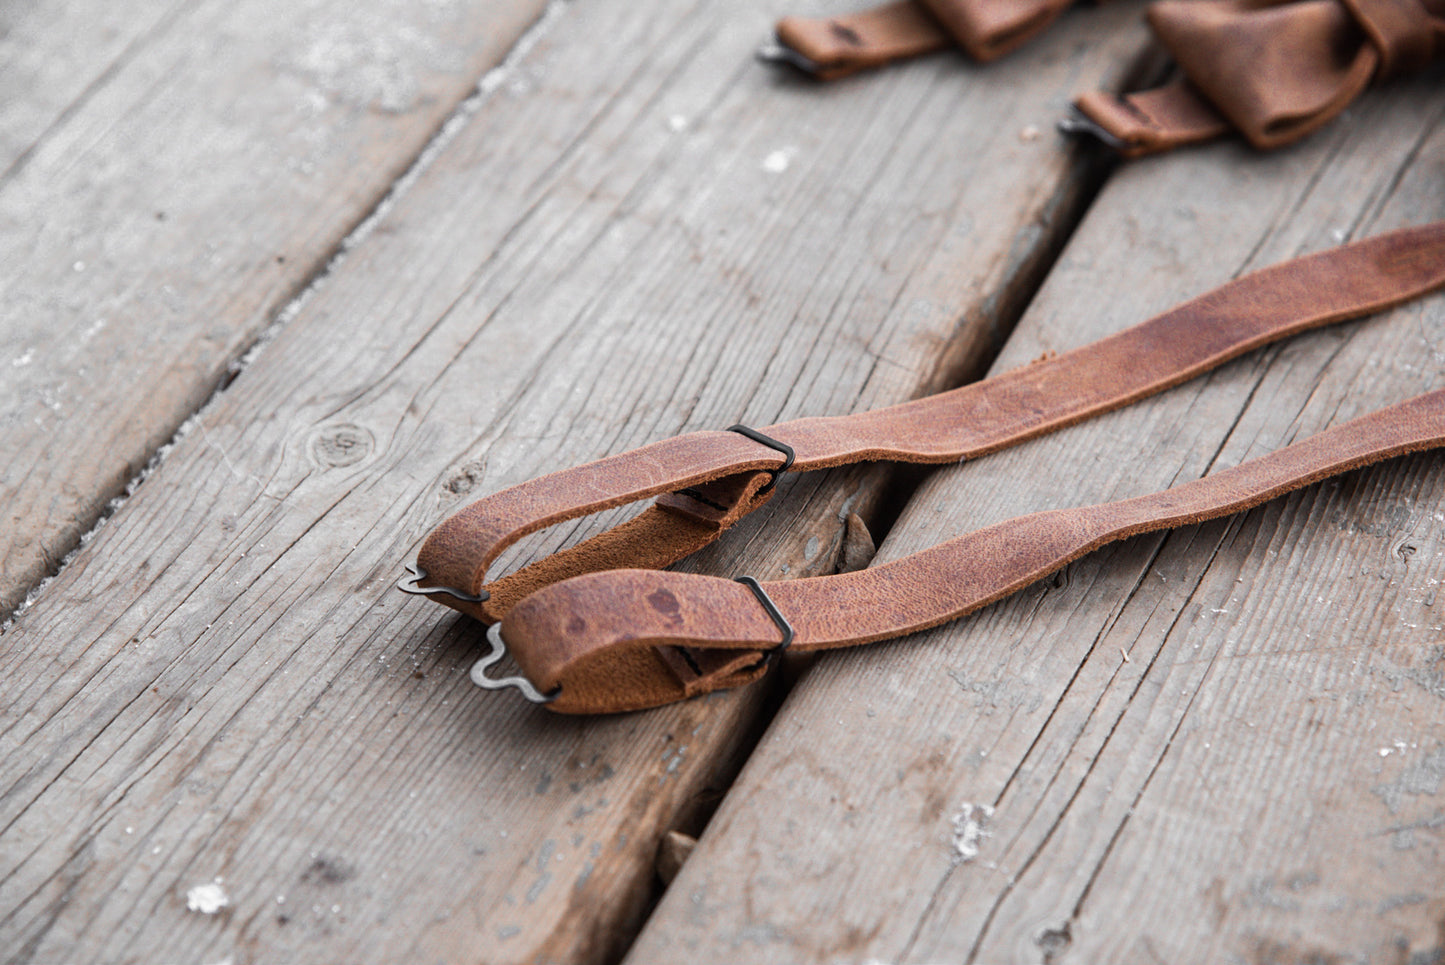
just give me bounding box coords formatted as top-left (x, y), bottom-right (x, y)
top-left (1341, 0), bottom-right (1438, 76)
top-left (414, 222), bottom-right (1445, 630)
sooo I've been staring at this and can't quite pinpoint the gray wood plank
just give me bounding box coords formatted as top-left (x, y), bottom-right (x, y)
top-left (0, 0), bottom-right (554, 618)
top-left (626, 75), bottom-right (1445, 963)
top-left (0, 0), bottom-right (1154, 961)
top-left (0, 0), bottom-right (188, 179)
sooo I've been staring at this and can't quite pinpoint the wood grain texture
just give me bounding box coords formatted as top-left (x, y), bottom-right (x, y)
top-left (0, 0), bottom-right (553, 618)
top-left (627, 72), bottom-right (1445, 964)
top-left (0, 0), bottom-right (1153, 962)
top-left (0, 0), bottom-right (190, 179)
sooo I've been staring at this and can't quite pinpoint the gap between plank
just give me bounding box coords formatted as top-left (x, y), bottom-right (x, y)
top-left (0, 0), bottom-right (575, 636)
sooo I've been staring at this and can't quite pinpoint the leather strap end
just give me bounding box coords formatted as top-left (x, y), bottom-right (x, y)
top-left (501, 571), bottom-right (786, 714)
top-left (1070, 83), bottom-right (1232, 158)
top-left (770, 1), bottom-right (951, 79)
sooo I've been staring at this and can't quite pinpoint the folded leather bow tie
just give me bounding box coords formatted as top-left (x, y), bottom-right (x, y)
top-left (404, 222), bottom-right (1445, 713)
top-left (765, 0), bottom-right (1443, 156)
top-left (1071, 0), bottom-right (1445, 156)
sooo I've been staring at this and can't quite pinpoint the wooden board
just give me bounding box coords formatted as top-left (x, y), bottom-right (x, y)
top-left (0, 1), bottom-right (1155, 962)
top-left (0, 0), bottom-right (185, 178)
top-left (626, 77), bottom-right (1445, 963)
top-left (0, 0), bottom-right (554, 617)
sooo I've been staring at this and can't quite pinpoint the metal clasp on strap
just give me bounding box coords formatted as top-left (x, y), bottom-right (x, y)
top-left (727, 424), bottom-right (795, 493)
top-left (470, 624), bottom-right (560, 704)
top-left (735, 575), bottom-right (794, 667)
top-left (397, 563), bottom-right (490, 604)
top-left (756, 39), bottom-right (824, 75)
top-left (1056, 107), bottom-right (1129, 153)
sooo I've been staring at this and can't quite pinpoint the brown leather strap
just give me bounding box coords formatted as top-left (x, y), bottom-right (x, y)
top-left (509, 389), bottom-right (1445, 713)
top-left (413, 222), bottom-right (1445, 624)
top-left (1072, 0), bottom-right (1444, 156)
top-left (764, 0), bottom-right (1075, 78)
top-left (769, 1), bottom-right (951, 79)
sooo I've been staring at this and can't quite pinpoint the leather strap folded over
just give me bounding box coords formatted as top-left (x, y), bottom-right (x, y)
top-left (415, 222), bottom-right (1445, 624)
top-left (510, 389), bottom-right (1445, 713)
top-left (769, 0), bottom-right (1075, 78)
top-left (1073, 0), bottom-right (1444, 156)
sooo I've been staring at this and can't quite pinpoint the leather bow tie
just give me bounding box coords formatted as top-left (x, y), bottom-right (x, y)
top-left (403, 223), bottom-right (1445, 713)
top-left (765, 0), bottom-right (1443, 156)
top-left (1070, 0), bottom-right (1445, 156)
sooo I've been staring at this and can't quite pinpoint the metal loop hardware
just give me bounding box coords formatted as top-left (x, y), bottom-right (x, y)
top-left (470, 624), bottom-right (560, 704)
top-left (727, 424), bottom-right (795, 493)
top-left (1056, 107), bottom-right (1129, 153)
top-left (734, 576), bottom-right (795, 664)
top-left (397, 563), bottom-right (490, 604)
top-left (755, 40), bottom-right (823, 75)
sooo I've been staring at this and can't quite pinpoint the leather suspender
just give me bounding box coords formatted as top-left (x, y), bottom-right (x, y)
top-left (403, 222), bottom-right (1445, 713)
top-left (504, 390), bottom-right (1445, 713)
top-left (763, 0), bottom-right (1443, 157)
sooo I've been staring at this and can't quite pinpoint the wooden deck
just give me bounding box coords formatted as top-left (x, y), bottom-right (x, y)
top-left (1, 1), bottom-right (1442, 962)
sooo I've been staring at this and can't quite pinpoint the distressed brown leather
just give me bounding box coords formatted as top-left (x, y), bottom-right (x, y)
top-left (1074, 0), bottom-right (1444, 156)
top-left (773, 1), bottom-right (951, 79)
top-left (512, 389), bottom-right (1445, 712)
top-left (769, 0), bottom-right (1075, 77)
top-left (414, 222), bottom-right (1445, 626)
top-left (410, 224), bottom-right (1445, 712)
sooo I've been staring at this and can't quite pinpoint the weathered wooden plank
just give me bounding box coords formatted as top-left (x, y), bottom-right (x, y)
top-left (0, 0), bottom-right (1154, 961)
top-left (626, 77), bottom-right (1445, 962)
top-left (0, 0), bottom-right (183, 178)
top-left (0, 0), bottom-right (555, 618)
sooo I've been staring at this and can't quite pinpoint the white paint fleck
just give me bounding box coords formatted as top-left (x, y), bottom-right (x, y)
top-left (951, 802), bottom-right (994, 862)
top-left (762, 148), bottom-right (796, 173)
top-left (667, 114), bottom-right (688, 132)
top-left (1019, 125), bottom-right (1040, 141)
top-left (186, 882), bottom-right (230, 914)
top-left (1380, 748), bottom-right (1392, 757)
top-left (11, 348), bottom-right (34, 367)
top-left (73, 261), bottom-right (86, 272)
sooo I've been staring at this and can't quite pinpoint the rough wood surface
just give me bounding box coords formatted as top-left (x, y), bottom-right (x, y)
top-left (0, 0), bottom-right (553, 618)
top-left (0, 0), bottom-right (185, 178)
top-left (627, 76), bottom-right (1445, 963)
top-left (0, 0), bottom-right (1152, 962)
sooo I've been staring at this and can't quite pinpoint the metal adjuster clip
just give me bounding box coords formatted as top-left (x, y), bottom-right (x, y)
top-left (1056, 107), bottom-right (1129, 153)
top-left (727, 424), bottom-right (795, 493)
top-left (735, 575), bottom-right (794, 668)
top-left (470, 624), bottom-right (560, 704)
top-left (397, 563), bottom-right (489, 604)
top-left (756, 39), bottom-right (824, 75)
